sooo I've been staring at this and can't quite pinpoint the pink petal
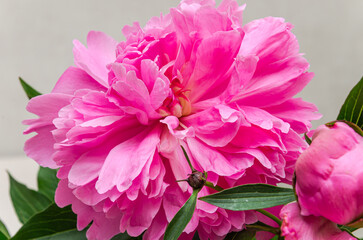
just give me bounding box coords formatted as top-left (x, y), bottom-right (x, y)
top-left (263, 98), bottom-right (321, 134)
top-left (86, 212), bottom-right (121, 240)
top-left (55, 179), bottom-right (75, 207)
top-left (72, 181), bottom-right (108, 206)
top-left (52, 66), bottom-right (106, 94)
top-left (119, 194), bottom-right (163, 237)
top-left (161, 116), bottom-right (195, 140)
top-left (68, 148), bottom-right (108, 186)
top-left (280, 202), bottom-right (355, 240)
top-left (218, 0), bottom-right (245, 28)
top-left (73, 31), bottom-right (117, 87)
top-left (186, 30), bottom-right (244, 102)
top-left (240, 106), bottom-right (290, 133)
top-left (231, 125), bottom-right (286, 151)
top-left (159, 127), bottom-right (190, 192)
top-left (240, 17), bottom-right (298, 62)
top-left (24, 93), bottom-right (71, 129)
top-left (24, 94), bottom-right (71, 168)
top-left (193, 4), bottom-right (233, 37)
top-left (24, 125), bottom-right (58, 168)
top-left (109, 67), bottom-right (161, 124)
top-left (96, 126), bottom-right (161, 194)
top-left (143, 205), bottom-right (168, 240)
top-left (183, 105), bottom-right (242, 147)
top-left (235, 72), bottom-right (314, 108)
top-left (187, 138), bottom-right (238, 176)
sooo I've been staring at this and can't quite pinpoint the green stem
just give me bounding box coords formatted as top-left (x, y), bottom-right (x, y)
top-left (181, 145), bottom-right (195, 172)
top-left (246, 224), bottom-right (280, 234)
top-left (256, 209), bottom-right (282, 226)
top-left (204, 181), bottom-right (224, 192)
top-left (341, 228), bottom-right (359, 239)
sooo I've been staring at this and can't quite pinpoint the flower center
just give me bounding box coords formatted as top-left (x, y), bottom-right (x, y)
top-left (158, 79), bottom-right (192, 118)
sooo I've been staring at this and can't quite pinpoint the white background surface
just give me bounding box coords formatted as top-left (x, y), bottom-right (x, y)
top-left (1, 0), bottom-right (363, 237)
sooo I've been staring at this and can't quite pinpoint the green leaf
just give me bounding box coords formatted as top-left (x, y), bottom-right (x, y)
top-left (164, 189), bottom-right (200, 240)
top-left (192, 232), bottom-right (200, 240)
top-left (19, 77), bottom-right (42, 99)
top-left (304, 133), bottom-right (312, 145)
top-left (11, 204), bottom-right (82, 240)
top-left (199, 184), bottom-right (295, 211)
top-left (8, 173), bottom-right (52, 224)
top-left (0, 232), bottom-right (8, 240)
top-left (111, 232), bottom-right (143, 240)
top-left (346, 217), bottom-right (363, 229)
top-left (225, 229), bottom-right (256, 240)
top-left (337, 76), bottom-right (363, 129)
top-left (0, 219), bottom-right (10, 240)
top-left (37, 229), bottom-right (87, 240)
top-left (37, 167), bottom-right (59, 201)
top-left (0, 220), bottom-right (10, 239)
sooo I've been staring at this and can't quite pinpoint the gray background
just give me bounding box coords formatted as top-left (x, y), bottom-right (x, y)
top-left (1, 0), bottom-right (363, 237)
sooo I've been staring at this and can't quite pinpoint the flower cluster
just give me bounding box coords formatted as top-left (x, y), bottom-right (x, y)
top-left (24, 0), bottom-right (319, 239)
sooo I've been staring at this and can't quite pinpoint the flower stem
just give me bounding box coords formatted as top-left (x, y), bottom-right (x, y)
top-left (204, 181), bottom-right (224, 192)
top-left (246, 224), bottom-right (280, 234)
top-left (256, 209), bottom-right (282, 226)
top-left (181, 145), bottom-right (195, 172)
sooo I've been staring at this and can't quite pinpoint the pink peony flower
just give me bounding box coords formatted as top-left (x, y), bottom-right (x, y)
top-left (280, 202), bottom-right (355, 240)
top-left (295, 121), bottom-right (363, 225)
top-left (24, 0), bottom-right (319, 239)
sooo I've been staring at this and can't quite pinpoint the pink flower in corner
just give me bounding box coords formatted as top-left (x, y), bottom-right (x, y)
top-left (23, 0), bottom-right (320, 239)
top-left (280, 202), bottom-right (355, 240)
top-left (295, 121), bottom-right (363, 225)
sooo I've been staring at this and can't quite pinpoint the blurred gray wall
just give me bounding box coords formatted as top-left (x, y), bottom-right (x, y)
top-left (1, 0), bottom-right (363, 156)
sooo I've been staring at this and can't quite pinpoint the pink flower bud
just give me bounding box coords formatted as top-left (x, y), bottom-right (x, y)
top-left (295, 121), bottom-right (363, 225)
top-left (280, 202), bottom-right (355, 240)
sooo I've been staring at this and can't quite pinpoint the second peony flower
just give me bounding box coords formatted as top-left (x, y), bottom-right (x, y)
top-left (295, 121), bottom-right (363, 226)
top-left (23, 0), bottom-right (320, 239)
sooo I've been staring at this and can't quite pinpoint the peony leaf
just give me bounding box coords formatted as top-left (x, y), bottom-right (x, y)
top-left (0, 232), bottom-right (8, 240)
top-left (0, 219), bottom-right (10, 240)
top-left (192, 232), bottom-right (200, 240)
top-left (224, 229), bottom-right (256, 240)
top-left (37, 167), bottom-right (59, 201)
top-left (346, 217), bottom-right (363, 229)
top-left (337, 76), bottom-right (363, 129)
top-left (19, 77), bottom-right (42, 99)
top-left (199, 184), bottom-right (295, 211)
top-left (304, 133), bottom-right (312, 145)
top-left (11, 204), bottom-right (85, 240)
top-left (8, 173), bottom-right (52, 224)
top-left (111, 232), bottom-right (143, 240)
top-left (164, 189), bottom-right (201, 240)
top-left (36, 229), bottom-right (87, 240)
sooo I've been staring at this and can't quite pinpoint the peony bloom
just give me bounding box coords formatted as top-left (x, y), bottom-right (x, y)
top-left (24, 0), bottom-right (319, 239)
top-left (280, 202), bottom-right (355, 240)
top-left (295, 121), bottom-right (363, 225)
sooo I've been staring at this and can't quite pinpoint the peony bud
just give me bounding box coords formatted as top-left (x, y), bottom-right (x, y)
top-left (187, 171), bottom-right (206, 190)
top-left (295, 121), bottom-right (363, 225)
top-left (280, 202), bottom-right (355, 240)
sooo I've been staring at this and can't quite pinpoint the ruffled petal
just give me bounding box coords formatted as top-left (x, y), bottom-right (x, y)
top-left (52, 66), bottom-right (106, 94)
top-left (96, 126), bottom-right (161, 193)
top-left (183, 105), bottom-right (243, 147)
top-left (186, 30), bottom-right (244, 102)
top-left (73, 31), bottom-right (117, 86)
